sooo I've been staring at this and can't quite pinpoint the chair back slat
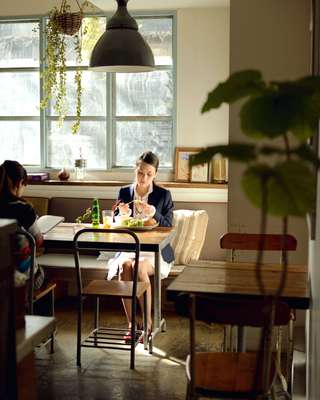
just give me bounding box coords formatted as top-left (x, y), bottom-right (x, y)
top-left (220, 233), bottom-right (297, 251)
top-left (175, 294), bottom-right (291, 327)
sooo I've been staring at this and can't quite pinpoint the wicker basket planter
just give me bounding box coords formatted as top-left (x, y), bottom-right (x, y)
top-left (54, 11), bottom-right (83, 36)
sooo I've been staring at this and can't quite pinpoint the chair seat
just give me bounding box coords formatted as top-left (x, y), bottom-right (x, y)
top-left (34, 281), bottom-right (56, 302)
top-left (187, 352), bottom-right (275, 393)
top-left (83, 280), bottom-right (149, 298)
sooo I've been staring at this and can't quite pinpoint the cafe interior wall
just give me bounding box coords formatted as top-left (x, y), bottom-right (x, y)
top-left (228, 0), bottom-right (311, 354)
top-left (0, 0), bottom-right (230, 182)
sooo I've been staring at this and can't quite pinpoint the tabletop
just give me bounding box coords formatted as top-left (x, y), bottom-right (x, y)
top-left (16, 316), bottom-right (56, 363)
top-left (167, 260), bottom-right (310, 309)
top-left (44, 222), bottom-right (175, 252)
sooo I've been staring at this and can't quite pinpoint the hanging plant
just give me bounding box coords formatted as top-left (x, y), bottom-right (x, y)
top-left (40, 0), bottom-right (89, 134)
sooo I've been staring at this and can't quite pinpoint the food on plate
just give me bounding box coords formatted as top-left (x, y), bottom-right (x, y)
top-left (143, 218), bottom-right (156, 226)
top-left (121, 217), bottom-right (144, 227)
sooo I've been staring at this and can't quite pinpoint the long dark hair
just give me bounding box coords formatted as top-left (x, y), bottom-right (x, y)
top-left (0, 160), bottom-right (27, 200)
top-left (136, 151), bottom-right (159, 172)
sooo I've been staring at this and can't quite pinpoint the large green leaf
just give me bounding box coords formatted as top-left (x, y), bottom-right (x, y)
top-left (189, 144), bottom-right (257, 166)
top-left (201, 70), bottom-right (265, 113)
top-left (290, 94), bottom-right (320, 140)
top-left (240, 93), bottom-right (303, 139)
top-left (242, 161), bottom-right (315, 217)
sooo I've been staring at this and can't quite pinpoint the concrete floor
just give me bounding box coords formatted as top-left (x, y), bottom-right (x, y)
top-left (35, 298), bottom-right (223, 400)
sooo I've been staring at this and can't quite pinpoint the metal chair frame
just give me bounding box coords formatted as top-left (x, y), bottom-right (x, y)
top-left (73, 228), bottom-right (150, 370)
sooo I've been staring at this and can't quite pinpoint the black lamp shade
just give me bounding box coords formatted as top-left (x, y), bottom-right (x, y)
top-left (89, 0), bottom-right (155, 72)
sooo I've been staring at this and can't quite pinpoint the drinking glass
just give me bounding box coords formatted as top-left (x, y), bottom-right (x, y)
top-left (102, 210), bottom-right (113, 228)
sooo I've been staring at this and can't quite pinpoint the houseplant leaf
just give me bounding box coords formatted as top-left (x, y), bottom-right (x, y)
top-left (242, 161), bottom-right (315, 217)
top-left (189, 143), bottom-right (257, 166)
top-left (240, 92), bottom-right (303, 139)
top-left (202, 70), bottom-right (265, 112)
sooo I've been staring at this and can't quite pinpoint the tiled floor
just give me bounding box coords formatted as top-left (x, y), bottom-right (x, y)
top-left (35, 298), bottom-right (223, 400)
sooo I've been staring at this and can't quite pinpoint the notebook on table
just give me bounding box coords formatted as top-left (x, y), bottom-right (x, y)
top-left (37, 215), bottom-right (65, 234)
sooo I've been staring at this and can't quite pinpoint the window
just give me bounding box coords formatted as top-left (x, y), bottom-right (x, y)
top-left (0, 14), bottom-right (176, 171)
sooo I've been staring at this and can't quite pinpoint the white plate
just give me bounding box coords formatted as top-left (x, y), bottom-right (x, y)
top-left (111, 222), bottom-right (159, 231)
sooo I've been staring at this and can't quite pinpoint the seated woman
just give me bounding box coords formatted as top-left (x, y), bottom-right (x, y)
top-left (107, 151), bottom-right (174, 338)
top-left (0, 160), bottom-right (45, 289)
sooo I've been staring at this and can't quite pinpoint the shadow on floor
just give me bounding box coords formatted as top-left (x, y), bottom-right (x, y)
top-left (36, 297), bottom-right (223, 400)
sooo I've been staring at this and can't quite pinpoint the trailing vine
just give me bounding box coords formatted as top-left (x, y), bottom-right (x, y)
top-left (40, 1), bottom-right (90, 134)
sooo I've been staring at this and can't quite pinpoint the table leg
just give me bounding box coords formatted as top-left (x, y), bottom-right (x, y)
top-left (153, 251), bottom-right (161, 330)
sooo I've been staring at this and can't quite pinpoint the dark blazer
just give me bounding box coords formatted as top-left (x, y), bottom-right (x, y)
top-left (117, 183), bottom-right (174, 263)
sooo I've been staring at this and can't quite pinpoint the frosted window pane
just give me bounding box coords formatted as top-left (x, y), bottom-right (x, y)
top-left (115, 121), bottom-right (172, 167)
top-left (49, 71), bottom-right (106, 116)
top-left (0, 22), bottom-right (39, 67)
top-left (47, 121), bottom-right (106, 168)
top-left (116, 70), bottom-right (173, 116)
top-left (0, 121), bottom-right (40, 165)
top-left (137, 18), bottom-right (172, 66)
top-left (64, 17), bottom-right (106, 66)
top-left (0, 72), bottom-right (39, 116)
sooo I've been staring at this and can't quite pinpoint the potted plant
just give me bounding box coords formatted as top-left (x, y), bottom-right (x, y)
top-left (40, 0), bottom-right (89, 134)
top-left (190, 70), bottom-right (320, 389)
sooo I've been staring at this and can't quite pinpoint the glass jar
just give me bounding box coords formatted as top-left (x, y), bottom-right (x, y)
top-left (74, 158), bottom-right (87, 180)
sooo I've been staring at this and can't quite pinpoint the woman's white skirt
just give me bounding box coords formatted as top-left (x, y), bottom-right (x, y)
top-left (107, 251), bottom-right (172, 281)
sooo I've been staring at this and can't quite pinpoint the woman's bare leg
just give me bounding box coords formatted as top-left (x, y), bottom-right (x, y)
top-left (137, 259), bottom-right (154, 332)
top-left (119, 259), bottom-right (134, 327)
top-left (119, 258), bottom-right (154, 331)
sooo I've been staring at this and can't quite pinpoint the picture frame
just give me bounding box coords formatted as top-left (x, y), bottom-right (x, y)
top-left (174, 147), bottom-right (209, 182)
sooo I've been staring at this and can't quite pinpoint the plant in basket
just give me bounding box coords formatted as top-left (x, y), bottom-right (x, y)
top-left (40, 0), bottom-right (90, 134)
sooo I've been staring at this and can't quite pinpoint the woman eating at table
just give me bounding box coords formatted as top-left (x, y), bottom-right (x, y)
top-left (107, 151), bottom-right (174, 340)
top-left (0, 160), bottom-right (45, 288)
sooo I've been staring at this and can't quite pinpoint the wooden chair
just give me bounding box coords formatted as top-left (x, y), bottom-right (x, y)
top-left (175, 293), bottom-right (291, 400)
top-left (220, 232), bottom-right (297, 391)
top-left (73, 228), bottom-right (150, 370)
top-left (19, 230), bottom-right (56, 353)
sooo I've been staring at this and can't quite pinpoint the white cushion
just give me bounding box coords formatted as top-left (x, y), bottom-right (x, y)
top-left (38, 253), bottom-right (107, 270)
top-left (172, 209), bottom-right (209, 265)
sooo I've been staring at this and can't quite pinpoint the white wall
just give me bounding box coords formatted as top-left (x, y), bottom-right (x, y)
top-left (177, 7), bottom-right (229, 147)
top-left (228, 0), bottom-right (311, 265)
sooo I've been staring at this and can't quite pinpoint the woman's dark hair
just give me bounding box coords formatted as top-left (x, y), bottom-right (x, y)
top-left (136, 151), bottom-right (159, 172)
top-left (0, 160), bottom-right (27, 199)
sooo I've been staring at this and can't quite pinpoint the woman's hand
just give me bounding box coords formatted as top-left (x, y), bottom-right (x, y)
top-left (118, 202), bottom-right (131, 216)
top-left (135, 200), bottom-right (155, 217)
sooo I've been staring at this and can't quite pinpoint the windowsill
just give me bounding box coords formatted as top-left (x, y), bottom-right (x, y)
top-left (28, 179), bottom-right (228, 189)
top-left (25, 180), bottom-right (228, 203)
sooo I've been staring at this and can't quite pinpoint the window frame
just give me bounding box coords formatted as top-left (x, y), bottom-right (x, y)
top-left (0, 11), bottom-right (177, 173)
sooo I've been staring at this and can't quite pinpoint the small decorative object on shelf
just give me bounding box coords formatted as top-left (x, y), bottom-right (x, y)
top-left (174, 147), bottom-right (209, 182)
top-left (74, 155), bottom-right (87, 180)
top-left (211, 158), bottom-right (228, 183)
top-left (58, 167), bottom-right (70, 181)
top-left (27, 172), bottom-right (49, 182)
top-left (91, 198), bottom-right (100, 228)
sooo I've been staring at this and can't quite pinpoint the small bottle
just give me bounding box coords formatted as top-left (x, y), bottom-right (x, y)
top-left (91, 198), bottom-right (100, 228)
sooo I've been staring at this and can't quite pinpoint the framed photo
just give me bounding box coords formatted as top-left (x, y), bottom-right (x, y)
top-left (174, 147), bottom-right (208, 182)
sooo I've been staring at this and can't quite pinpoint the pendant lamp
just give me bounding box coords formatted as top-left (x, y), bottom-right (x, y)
top-left (89, 0), bottom-right (155, 72)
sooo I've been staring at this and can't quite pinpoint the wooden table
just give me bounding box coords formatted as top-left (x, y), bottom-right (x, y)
top-left (167, 260), bottom-right (309, 352)
top-left (167, 260), bottom-right (309, 309)
top-left (44, 223), bottom-right (175, 335)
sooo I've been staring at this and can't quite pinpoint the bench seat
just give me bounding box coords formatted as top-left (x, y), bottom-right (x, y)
top-left (38, 253), bottom-right (187, 281)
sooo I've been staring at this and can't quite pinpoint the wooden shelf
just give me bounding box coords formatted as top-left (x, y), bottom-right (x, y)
top-left (28, 180), bottom-right (228, 189)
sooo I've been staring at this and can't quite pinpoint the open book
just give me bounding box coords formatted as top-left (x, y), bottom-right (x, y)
top-left (37, 215), bottom-right (65, 234)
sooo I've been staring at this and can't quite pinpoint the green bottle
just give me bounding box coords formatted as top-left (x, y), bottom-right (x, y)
top-left (91, 198), bottom-right (100, 228)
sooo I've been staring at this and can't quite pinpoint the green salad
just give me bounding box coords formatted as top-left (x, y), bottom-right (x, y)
top-left (122, 218), bottom-right (144, 227)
